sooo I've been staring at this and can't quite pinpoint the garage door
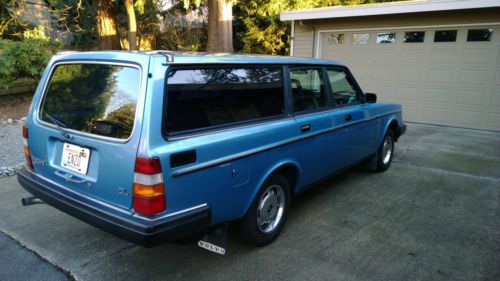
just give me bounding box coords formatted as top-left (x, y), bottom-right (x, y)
top-left (320, 26), bottom-right (500, 131)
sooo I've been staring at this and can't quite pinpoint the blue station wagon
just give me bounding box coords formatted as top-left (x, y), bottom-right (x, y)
top-left (17, 51), bottom-right (406, 249)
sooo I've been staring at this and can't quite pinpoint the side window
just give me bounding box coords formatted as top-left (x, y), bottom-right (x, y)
top-left (165, 67), bottom-right (284, 133)
top-left (326, 69), bottom-right (359, 106)
top-left (290, 68), bottom-right (327, 112)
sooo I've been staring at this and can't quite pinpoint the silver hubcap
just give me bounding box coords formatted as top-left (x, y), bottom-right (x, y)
top-left (382, 135), bottom-right (393, 165)
top-left (257, 184), bottom-right (285, 234)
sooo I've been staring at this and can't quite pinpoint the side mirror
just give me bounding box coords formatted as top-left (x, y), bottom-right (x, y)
top-left (365, 93), bottom-right (377, 103)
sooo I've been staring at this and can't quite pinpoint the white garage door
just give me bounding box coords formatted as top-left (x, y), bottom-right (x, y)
top-left (320, 26), bottom-right (500, 131)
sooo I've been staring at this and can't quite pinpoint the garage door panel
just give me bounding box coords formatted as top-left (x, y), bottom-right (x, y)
top-left (402, 105), bottom-right (419, 121)
top-left (453, 109), bottom-right (482, 126)
top-left (398, 69), bottom-right (423, 82)
top-left (495, 71), bottom-right (500, 85)
top-left (425, 88), bottom-right (451, 103)
top-left (492, 92), bottom-right (500, 107)
top-left (488, 113), bottom-right (500, 129)
top-left (462, 49), bottom-right (491, 64)
top-left (459, 70), bottom-right (488, 84)
top-left (399, 49), bottom-right (425, 63)
top-left (456, 90), bottom-right (485, 106)
top-left (369, 85), bottom-right (394, 99)
top-left (422, 107), bottom-right (449, 123)
top-left (426, 69), bottom-right (454, 83)
top-left (349, 50), bottom-right (371, 63)
top-left (430, 49), bottom-right (458, 64)
top-left (397, 87), bottom-right (420, 102)
top-left (372, 50), bottom-right (396, 64)
top-left (371, 68), bottom-right (395, 81)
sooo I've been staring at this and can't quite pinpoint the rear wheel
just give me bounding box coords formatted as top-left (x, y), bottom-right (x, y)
top-left (376, 130), bottom-right (395, 172)
top-left (240, 174), bottom-right (291, 246)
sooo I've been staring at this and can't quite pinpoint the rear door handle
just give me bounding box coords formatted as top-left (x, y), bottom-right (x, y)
top-left (300, 124), bottom-right (311, 132)
top-left (344, 114), bottom-right (352, 121)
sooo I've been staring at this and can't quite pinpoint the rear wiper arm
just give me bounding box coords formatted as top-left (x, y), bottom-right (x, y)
top-left (44, 113), bottom-right (71, 139)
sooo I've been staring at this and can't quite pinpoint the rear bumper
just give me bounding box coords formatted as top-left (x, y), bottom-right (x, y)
top-left (17, 168), bottom-right (211, 247)
top-left (396, 123), bottom-right (407, 140)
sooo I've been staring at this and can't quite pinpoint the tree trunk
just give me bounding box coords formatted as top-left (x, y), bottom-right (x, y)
top-left (206, 0), bottom-right (218, 52)
top-left (207, 0), bottom-right (233, 52)
top-left (124, 0), bottom-right (137, 51)
top-left (95, 0), bottom-right (121, 50)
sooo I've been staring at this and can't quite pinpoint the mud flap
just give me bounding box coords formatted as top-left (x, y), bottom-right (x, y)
top-left (197, 223), bottom-right (228, 255)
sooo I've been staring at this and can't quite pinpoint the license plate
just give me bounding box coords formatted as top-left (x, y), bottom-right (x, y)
top-left (61, 143), bottom-right (90, 175)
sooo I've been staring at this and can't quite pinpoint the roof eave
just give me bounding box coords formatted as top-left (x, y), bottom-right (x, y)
top-left (280, 0), bottom-right (500, 21)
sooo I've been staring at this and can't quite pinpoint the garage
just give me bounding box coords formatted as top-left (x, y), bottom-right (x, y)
top-left (281, 0), bottom-right (500, 131)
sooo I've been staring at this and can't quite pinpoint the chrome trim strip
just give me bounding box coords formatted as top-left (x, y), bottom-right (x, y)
top-left (171, 110), bottom-right (401, 177)
top-left (35, 60), bottom-right (144, 143)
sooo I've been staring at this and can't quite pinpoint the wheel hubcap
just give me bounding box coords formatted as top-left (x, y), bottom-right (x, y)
top-left (257, 184), bottom-right (285, 234)
top-left (382, 135), bottom-right (393, 165)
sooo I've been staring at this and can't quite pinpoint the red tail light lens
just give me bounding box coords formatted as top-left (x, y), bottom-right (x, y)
top-left (23, 126), bottom-right (29, 138)
top-left (133, 156), bottom-right (165, 216)
top-left (134, 157), bottom-right (162, 174)
top-left (22, 125), bottom-right (33, 170)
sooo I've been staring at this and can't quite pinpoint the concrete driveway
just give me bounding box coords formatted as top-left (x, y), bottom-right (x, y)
top-left (0, 123), bottom-right (499, 281)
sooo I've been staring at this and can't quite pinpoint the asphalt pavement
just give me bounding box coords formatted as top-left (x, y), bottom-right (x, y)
top-left (0, 123), bottom-right (499, 281)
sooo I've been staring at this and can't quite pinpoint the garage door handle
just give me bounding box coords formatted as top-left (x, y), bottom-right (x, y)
top-left (345, 114), bottom-right (352, 121)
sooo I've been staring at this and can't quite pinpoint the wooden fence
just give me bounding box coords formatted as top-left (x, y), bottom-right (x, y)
top-left (0, 78), bottom-right (36, 96)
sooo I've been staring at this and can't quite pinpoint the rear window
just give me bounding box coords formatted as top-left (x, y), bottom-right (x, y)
top-left (40, 63), bottom-right (140, 139)
top-left (164, 67), bottom-right (284, 134)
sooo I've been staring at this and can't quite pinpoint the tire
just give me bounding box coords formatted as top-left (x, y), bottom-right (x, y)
top-left (376, 130), bottom-right (395, 172)
top-left (240, 174), bottom-right (291, 247)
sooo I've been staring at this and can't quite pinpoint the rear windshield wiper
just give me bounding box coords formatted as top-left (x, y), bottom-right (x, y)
top-left (44, 113), bottom-right (71, 139)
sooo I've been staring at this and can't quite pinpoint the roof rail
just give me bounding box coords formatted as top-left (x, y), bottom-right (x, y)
top-left (148, 50), bottom-right (175, 63)
top-left (56, 51), bottom-right (78, 55)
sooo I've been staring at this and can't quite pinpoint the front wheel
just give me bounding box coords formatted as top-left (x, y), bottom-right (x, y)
top-left (240, 174), bottom-right (291, 246)
top-left (376, 130), bottom-right (395, 172)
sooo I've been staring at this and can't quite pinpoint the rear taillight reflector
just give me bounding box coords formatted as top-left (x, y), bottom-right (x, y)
top-left (132, 195), bottom-right (166, 216)
top-left (22, 125), bottom-right (33, 170)
top-left (133, 157), bottom-right (165, 216)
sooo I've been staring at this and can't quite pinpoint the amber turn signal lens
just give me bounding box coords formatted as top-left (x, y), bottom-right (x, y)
top-left (133, 183), bottom-right (164, 198)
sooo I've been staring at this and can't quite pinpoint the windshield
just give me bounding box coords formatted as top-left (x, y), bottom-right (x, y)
top-left (40, 63), bottom-right (140, 139)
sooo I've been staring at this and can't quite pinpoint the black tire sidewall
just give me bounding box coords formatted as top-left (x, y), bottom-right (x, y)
top-left (240, 174), bottom-right (291, 246)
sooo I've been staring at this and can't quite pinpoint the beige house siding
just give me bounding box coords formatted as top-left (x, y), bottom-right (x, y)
top-left (292, 24), bottom-right (314, 58)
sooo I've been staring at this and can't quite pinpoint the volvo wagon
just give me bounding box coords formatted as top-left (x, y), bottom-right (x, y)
top-left (17, 51), bottom-right (406, 249)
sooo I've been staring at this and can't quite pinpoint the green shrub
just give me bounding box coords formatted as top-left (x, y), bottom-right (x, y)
top-left (0, 31), bottom-right (62, 89)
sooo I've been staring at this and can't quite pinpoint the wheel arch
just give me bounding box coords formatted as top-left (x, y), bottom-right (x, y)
top-left (381, 116), bottom-right (400, 144)
top-left (241, 160), bottom-right (301, 218)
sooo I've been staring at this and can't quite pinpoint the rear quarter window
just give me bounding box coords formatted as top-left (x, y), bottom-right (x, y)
top-left (40, 63), bottom-right (140, 140)
top-left (164, 67), bottom-right (284, 134)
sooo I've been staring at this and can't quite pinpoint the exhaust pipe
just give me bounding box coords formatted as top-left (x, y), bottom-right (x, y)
top-left (21, 196), bottom-right (44, 206)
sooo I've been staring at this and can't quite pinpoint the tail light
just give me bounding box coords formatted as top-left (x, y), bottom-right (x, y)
top-left (22, 125), bottom-right (33, 170)
top-left (133, 157), bottom-right (165, 216)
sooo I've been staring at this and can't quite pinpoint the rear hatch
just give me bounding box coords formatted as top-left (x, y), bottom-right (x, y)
top-left (28, 56), bottom-right (148, 209)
